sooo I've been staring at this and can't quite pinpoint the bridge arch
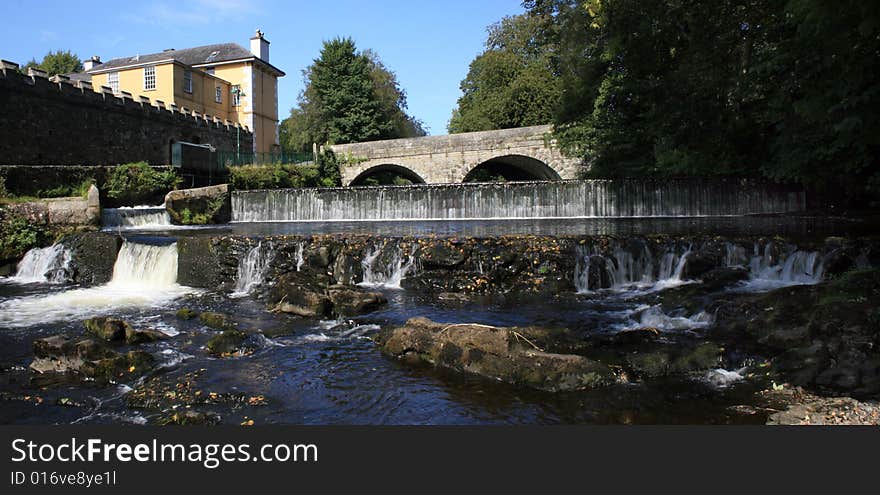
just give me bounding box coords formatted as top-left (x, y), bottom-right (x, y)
top-left (349, 163), bottom-right (427, 186)
top-left (463, 154), bottom-right (562, 182)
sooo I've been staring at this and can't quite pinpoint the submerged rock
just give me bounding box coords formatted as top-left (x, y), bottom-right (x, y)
top-left (176, 308), bottom-right (199, 320)
top-left (30, 335), bottom-right (154, 383)
top-left (199, 312), bottom-right (232, 330)
top-left (206, 330), bottom-right (248, 357)
top-left (375, 317), bottom-right (620, 392)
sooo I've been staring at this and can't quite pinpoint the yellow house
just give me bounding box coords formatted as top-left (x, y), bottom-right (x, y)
top-left (81, 30), bottom-right (284, 153)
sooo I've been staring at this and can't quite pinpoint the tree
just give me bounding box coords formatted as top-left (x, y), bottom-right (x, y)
top-left (22, 49), bottom-right (82, 76)
top-left (448, 13), bottom-right (561, 133)
top-left (280, 38), bottom-right (425, 153)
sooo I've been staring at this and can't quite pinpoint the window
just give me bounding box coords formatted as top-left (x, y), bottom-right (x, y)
top-left (143, 66), bottom-right (156, 90)
top-left (183, 70), bottom-right (192, 93)
top-left (231, 85), bottom-right (241, 107)
top-left (215, 85), bottom-right (222, 104)
top-left (108, 71), bottom-right (119, 93)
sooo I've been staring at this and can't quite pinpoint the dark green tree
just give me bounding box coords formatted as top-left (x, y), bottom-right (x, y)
top-left (448, 13), bottom-right (561, 133)
top-left (280, 38), bottom-right (425, 153)
top-left (22, 49), bottom-right (82, 76)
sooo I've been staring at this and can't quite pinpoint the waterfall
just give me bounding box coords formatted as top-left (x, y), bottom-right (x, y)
top-left (724, 242), bottom-right (748, 267)
top-left (574, 244), bottom-right (592, 294)
top-left (109, 242), bottom-right (180, 288)
top-left (295, 241), bottom-right (305, 272)
top-left (232, 241), bottom-right (275, 296)
top-left (737, 243), bottom-right (825, 290)
top-left (102, 206), bottom-right (171, 229)
top-left (231, 179), bottom-right (806, 222)
top-left (574, 242), bottom-right (691, 292)
top-left (359, 245), bottom-right (416, 289)
top-left (0, 241), bottom-right (194, 328)
top-left (8, 244), bottom-right (70, 284)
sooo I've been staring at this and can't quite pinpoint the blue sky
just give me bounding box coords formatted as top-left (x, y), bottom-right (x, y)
top-left (2, 0), bottom-right (526, 135)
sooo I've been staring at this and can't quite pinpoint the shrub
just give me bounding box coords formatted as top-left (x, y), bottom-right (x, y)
top-left (105, 162), bottom-right (181, 205)
top-left (0, 213), bottom-right (46, 260)
top-left (228, 163), bottom-right (322, 190)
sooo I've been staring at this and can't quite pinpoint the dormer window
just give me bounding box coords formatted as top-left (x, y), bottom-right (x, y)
top-left (183, 70), bottom-right (192, 93)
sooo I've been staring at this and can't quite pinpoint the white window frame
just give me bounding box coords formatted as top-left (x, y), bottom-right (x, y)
top-left (143, 66), bottom-right (156, 91)
top-left (231, 85), bottom-right (241, 107)
top-left (108, 71), bottom-right (119, 93)
top-left (215, 85), bottom-right (222, 104)
top-left (183, 70), bottom-right (192, 94)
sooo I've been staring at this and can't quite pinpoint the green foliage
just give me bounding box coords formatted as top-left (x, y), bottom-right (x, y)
top-left (22, 49), bottom-right (82, 76)
top-left (35, 179), bottom-right (95, 199)
top-left (0, 213), bottom-right (46, 260)
top-left (518, 0), bottom-right (880, 204)
top-left (105, 162), bottom-right (181, 205)
top-left (448, 13), bottom-right (561, 133)
top-left (280, 37), bottom-right (426, 156)
top-left (229, 163), bottom-right (323, 190)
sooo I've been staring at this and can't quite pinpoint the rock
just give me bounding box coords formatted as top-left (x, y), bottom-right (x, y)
top-left (176, 308), bottom-right (199, 320)
top-left (328, 286), bottom-right (387, 316)
top-left (625, 343), bottom-right (723, 379)
top-left (421, 242), bottom-right (470, 268)
top-left (376, 317), bottom-right (620, 392)
top-left (164, 184), bottom-right (230, 225)
top-left (79, 351), bottom-right (154, 382)
top-left (84, 317), bottom-right (131, 342)
top-left (699, 266), bottom-right (749, 289)
top-left (199, 312), bottom-right (232, 330)
top-left (158, 410), bottom-right (220, 426)
top-left (762, 387), bottom-right (880, 425)
top-left (206, 330), bottom-right (247, 356)
top-left (59, 232), bottom-right (122, 286)
top-left (30, 335), bottom-right (153, 383)
top-left (125, 327), bottom-right (167, 345)
top-left (268, 272), bottom-right (331, 317)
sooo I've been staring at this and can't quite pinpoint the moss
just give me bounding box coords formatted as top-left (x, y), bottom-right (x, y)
top-left (176, 308), bottom-right (199, 320)
top-left (206, 330), bottom-right (247, 357)
top-left (198, 311), bottom-right (231, 330)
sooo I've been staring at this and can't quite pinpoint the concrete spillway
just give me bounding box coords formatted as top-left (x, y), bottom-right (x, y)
top-left (231, 179), bottom-right (806, 223)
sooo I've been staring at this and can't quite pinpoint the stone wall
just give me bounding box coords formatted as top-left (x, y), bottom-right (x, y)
top-left (4, 184), bottom-right (101, 227)
top-left (330, 125), bottom-right (585, 185)
top-left (0, 60), bottom-right (253, 166)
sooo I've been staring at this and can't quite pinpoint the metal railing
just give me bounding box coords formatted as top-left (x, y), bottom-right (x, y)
top-left (217, 150), bottom-right (315, 169)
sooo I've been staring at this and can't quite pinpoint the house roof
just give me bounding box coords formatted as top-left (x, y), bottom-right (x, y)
top-left (64, 71), bottom-right (92, 83)
top-left (88, 43), bottom-right (285, 76)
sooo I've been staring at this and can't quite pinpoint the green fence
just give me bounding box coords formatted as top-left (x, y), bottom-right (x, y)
top-left (217, 150), bottom-right (315, 169)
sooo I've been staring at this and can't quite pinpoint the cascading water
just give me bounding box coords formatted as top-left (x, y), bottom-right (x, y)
top-left (101, 206), bottom-right (171, 229)
top-left (6, 244), bottom-right (70, 284)
top-left (231, 241), bottom-right (275, 297)
top-left (359, 245), bottom-right (416, 289)
top-left (573, 242), bottom-right (692, 293)
top-left (231, 179), bottom-right (806, 223)
top-left (728, 243), bottom-right (825, 290)
top-left (295, 241), bottom-right (305, 272)
top-left (0, 241), bottom-right (196, 328)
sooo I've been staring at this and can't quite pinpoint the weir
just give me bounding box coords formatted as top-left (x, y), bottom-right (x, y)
top-left (102, 206), bottom-right (171, 229)
top-left (231, 179), bottom-right (806, 222)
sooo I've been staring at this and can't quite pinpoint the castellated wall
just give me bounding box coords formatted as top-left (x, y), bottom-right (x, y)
top-left (0, 60), bottom-right (253, 166)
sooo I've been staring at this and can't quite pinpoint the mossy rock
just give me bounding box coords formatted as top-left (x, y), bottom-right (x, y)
top-left (199, 312), bottom-right (232, 330)
top-left (83, 317), bottom-right (131, 342)
top-left (176, 308), bottom-right (199, 320)
top-left (206, 330), bottom-right (247, 356)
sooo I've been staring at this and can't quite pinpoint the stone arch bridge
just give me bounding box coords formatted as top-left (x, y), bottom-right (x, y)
top-left (329, 125), bottom-right (584, 186)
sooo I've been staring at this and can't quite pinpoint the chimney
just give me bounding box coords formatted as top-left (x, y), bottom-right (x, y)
top-left (83, 55), bottom-right (101, 71)
top-left (250, 29), bottom-right (270, 61)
